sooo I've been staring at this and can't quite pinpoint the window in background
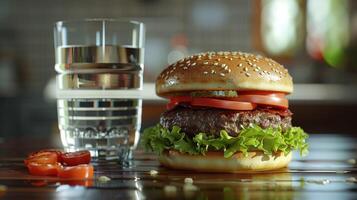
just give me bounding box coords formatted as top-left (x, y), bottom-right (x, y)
top-left (306, 0), bottom-right (349, 68)
top-left (254, 0), bottom-right (305, 58)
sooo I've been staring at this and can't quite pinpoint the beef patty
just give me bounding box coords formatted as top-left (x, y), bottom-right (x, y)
top-left (160, 106), bottom-right (292, 137)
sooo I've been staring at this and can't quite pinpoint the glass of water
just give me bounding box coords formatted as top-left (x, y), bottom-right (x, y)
top-left (54, 19), bottom-right (145, 160)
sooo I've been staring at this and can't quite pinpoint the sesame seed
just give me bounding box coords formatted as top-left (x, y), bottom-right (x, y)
top-left (220, 73), bottom-right (225, 77)
top-left (183, 67), bottom-right (188, 70)
top-left (245, 72), bottom-right (251, 77)
top-left (244, 67), bottom-right (248, 71)
top-left (228, 69), bottom-right (231, 73)
top-left (217, 58), bottom-right (221, 61)
top-left (239, 63), bottom-right (243, 67)
top-left (254, 68), bottom-right (259, 72)
top-left (98, 176), bottom-right (111, 182)
top-left (203, 71), bottom-right (208, 75)
top-left (253, 64), bottom-right (257, 67)
top-left (211, 69), bottom-right (216, 74)
top-left (214, 62), bottom-right (219, 66)
top-left (260, 72), bottom-right (264, 76)
top-left (248, 62), bottom-right (253, 65)
top-left (191, 63), bottom-right (196, 66)
top-left (203, 62), bottom-right (208, 65)
top-left (149, 170), bottom-right (159, 176)
top-left (229, 58), bottom-right (233, 61)
top-left (224, 56), bottom-right (228, 59)
top-left (221, 64), bottom-right (227, 67)
top-left (224, 66), bottom-right (229, 70)
top-left (268, 63), bottom-right (273, 66)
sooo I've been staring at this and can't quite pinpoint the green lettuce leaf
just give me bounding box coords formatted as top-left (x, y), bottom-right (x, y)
top-left (142, 124), bottom-right (308, 158)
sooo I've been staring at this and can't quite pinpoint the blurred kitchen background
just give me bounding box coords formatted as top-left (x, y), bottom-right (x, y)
top-left (0, 0), bottom-right (357, 141)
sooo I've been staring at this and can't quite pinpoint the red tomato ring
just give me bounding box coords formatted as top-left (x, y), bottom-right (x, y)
top-left (238, 91), bottom-right (287, 98)
top-left (24, 152), bottom-right (59, 166)
top-left (190, 98), bottom-right (256, 111)
top-left (58, 164), bottom-right (94, 179)
top-left (61, 150), bottom-right (91, 166)
top-left (27, 162), bottom-right (61, 176)
top-left (228, 95), bottom-right (288, 108)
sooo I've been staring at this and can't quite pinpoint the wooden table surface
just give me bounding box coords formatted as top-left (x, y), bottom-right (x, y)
top-left (0, 134), bottom-right (357, 199)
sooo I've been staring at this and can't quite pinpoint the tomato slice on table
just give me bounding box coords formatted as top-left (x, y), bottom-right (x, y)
top-left (58, 164), bottom-right (94, 179)
top-left (25, 149), bottom-right (64, 165)
top-left (24, 152), bottom-right (59, 166)
top-left (27, 162), bottom-right (61, 176)
top-left (61, 150), bottom-right (91, 166)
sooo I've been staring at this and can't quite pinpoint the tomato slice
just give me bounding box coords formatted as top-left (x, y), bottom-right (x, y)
top-left (168, 91), bottom-right (289, 110)
top-left (191, 98), bottom-right (256, 110)
top-left (38, 149), bottom-right (64, 162)
top-left (238, 91), bottom-right (287, 97)
top-left (27, 162), bottom-right (61, 176)
top-left (167, 96), bottom-right (193, 110)
top-left (25, 149), bottom-right (64, 165)
top-left (24, 152), bottom-right (58, 166)
top-left (229, 95), bottom-right (288, 109)
top-left (61, 150), bottom-right (91, 166)
top-left (58, 164), bottom-right (94, 179)
top-left (168, 96), bottom-right (256, 110)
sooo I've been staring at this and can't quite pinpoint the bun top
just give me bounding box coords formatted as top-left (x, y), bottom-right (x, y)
top-left (156, 51), bottom-right (293, 97)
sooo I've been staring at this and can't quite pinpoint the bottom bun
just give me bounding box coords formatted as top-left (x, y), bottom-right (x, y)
top-left (159, 150), bottom-right (292, 173)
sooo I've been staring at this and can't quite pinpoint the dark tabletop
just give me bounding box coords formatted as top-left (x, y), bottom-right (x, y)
top-left (0, 134), bottom-right (357, 200)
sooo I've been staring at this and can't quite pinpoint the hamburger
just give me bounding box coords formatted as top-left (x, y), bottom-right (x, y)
top-left (142, 51), bottom-right (308, 172)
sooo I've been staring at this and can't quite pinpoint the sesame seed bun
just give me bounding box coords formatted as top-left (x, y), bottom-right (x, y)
top-left (159, 150), bottom-right (292, 173)
top-left (156, 51), bottom-right (293, 97)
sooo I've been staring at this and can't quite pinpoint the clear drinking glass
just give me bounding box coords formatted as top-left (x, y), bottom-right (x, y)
top-left (54, 19), bottom-right (145, 160)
